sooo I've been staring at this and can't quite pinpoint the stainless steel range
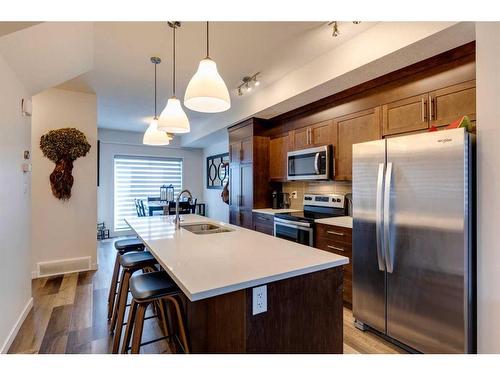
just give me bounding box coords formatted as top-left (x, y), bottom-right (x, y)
top-left (274, 194), bottom-right (347, 246)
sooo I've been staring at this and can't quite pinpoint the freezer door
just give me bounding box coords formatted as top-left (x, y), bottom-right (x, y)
top-left (385, 128), bottom-right (472, 353)
top-left (352, 139), bottom-right (387, 333)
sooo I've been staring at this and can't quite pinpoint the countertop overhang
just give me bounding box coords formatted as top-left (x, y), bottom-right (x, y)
top-left (125, 215), bottom-right (349, 302)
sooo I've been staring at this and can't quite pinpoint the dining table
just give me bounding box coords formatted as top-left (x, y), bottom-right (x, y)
top-left (147, 200), bottom-right (206, 216)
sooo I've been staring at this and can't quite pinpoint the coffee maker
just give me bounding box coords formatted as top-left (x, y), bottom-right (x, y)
top-left (272, 191), bottom-right (291, 209)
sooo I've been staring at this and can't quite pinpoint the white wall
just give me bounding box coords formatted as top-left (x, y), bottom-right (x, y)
top-left (476, 22), bottom-right (500, 354)
top-left (98, 128), bottom-right (204, 237)
top-left (31, 88), bottom-right (97, 276)
top-left (0, 54), bottom-right (32, 352)
top-left (202, 140), bottom-right (230, 222)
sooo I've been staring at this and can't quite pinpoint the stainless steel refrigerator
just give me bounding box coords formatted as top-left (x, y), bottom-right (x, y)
top-left (352, 128), bottom-right (475, 353)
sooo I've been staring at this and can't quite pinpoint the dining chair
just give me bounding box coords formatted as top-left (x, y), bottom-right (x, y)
top-left (166, 200), bottom-right (191, 215)
top-left (138, 199), bottom-right (147, 217)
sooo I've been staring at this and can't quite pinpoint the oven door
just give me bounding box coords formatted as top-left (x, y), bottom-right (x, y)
top-left (274, 218), bottom-right (313, 246)
top-left (287, 145), bottom-right (331, 181)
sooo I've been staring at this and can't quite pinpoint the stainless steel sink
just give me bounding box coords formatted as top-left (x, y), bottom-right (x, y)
top-left (181, 223), bottom-right (234, 235)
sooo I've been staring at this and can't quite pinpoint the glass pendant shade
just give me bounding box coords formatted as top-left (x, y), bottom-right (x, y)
top-left (158, 97), bottom-right (190, 133)
top-left (143, 119), bottom-right (171, 146)
top-left (184, 58), bottom-right (231, 113)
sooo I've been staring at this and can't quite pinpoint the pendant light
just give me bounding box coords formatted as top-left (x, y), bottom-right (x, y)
top-left (184, 22), bottom-right (231, 113)
top-left (158, 22), bottom-right (190, 134)
top-left (143, 56), bottom-right (172, 146)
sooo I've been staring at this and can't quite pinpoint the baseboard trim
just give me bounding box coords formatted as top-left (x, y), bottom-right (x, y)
top-left (0, 297), bottom-right (33, 354)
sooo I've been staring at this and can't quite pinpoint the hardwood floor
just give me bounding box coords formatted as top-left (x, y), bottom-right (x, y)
top-left (8, 238), bottom-right (406, 354)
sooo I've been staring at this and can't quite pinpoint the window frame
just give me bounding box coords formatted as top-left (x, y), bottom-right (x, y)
top-left (113, 155), bottom-right (183, 232)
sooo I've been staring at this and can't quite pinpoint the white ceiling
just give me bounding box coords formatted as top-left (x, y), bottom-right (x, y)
top-left (55, 21), bottom-right (377, 134)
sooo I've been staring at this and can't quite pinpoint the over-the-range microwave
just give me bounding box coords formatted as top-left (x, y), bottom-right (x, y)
top-left (287, 145), bottom-right (333, 181)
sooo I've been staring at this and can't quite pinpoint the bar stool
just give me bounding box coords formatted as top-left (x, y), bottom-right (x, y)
top-left (111, 250), bottom-right (158, 353)
top-left (121, 271), bottom-right (190, 354)
top-left (107, 238), bottom-right (145, 320)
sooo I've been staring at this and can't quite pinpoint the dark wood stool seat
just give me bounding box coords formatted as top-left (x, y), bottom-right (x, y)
top-left (107, 239), bottom-right (146, 321)
top-left (121, 271), bottom-right (190, 354)
top-left (110, 251), bottom-right (159, 353)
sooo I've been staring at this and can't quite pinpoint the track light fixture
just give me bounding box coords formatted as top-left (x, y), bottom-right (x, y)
top-left (328, 21), bottom-right (361, 37)
top-left (328, 21), bottom-right (340, 37)
top-left (237, 73), bottom-right (260, 96)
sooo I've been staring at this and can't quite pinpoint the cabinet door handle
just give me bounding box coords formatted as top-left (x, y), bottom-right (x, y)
top-left (428, 97), bottom-right (433, 121)
top-left (421, 98), bottom-right (426, 122)
top-left (431, 97), bottom-right (435, 120)
top-left (327, 245), bottom-right (345, 252)
top-left (327, 230), bottom-right (344, 236)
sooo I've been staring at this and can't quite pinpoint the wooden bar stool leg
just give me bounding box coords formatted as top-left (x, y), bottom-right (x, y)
top-left (131, 303), bottom-right (149, 354)
top-left (110, 268), bottom-right (126, 334)
top-left (121, 300), bottom-right (138, 354)
top-left (112, 270), bottom-right (132, 353)
top-left (155, 300), bottom-right (170, 339)
top-left (166, 296), bottom-right (190, 354)
top-left (107, 254), bottom-right (121, 320)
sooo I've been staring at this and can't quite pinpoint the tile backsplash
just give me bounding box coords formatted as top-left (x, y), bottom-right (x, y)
top-left (282, 181), bottom-right (352, 210)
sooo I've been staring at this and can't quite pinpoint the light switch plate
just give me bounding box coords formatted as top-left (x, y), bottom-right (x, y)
top-left (252, 285), bottom-right (267, 315)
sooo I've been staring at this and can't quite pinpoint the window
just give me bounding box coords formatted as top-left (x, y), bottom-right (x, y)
top-left (113, 155), bottom-right (183, 231)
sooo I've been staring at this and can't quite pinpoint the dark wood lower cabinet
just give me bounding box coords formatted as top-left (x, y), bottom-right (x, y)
top-left (183, 267), bottom-right (343, 353)
top-left (252, 212), bottom-right (274, 235)
top-left (315, 223), bottom-right (353, 307)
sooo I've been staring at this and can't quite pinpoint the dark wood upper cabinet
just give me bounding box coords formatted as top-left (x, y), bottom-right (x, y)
top-left (311, 120), bottom-right (335, 146)
top-left (291, 127), bottom-right (309, 150)
top-left (382, 93), bottom-right (429, 136)
top-left (334, 107), bottom-right (381, 181)
top-left (269, 134), bottom-right (289, 181)
top-left (240, 137), bottom-right (254, 164)
top-left (382, 80), bottom-right (476, 137)
top-left (290, 120), bottom-right (334, 150)
top-left (430, 80), bottom-right (476, 128)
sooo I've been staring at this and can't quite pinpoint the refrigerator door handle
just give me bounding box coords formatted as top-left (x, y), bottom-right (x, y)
top-left (375, 163), bottom-right (386, 271)
top-left (384, 162), bottom-right (394, 273)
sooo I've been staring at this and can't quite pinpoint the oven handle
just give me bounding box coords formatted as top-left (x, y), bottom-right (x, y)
top-left (274, 217), bottom-right (312, 228)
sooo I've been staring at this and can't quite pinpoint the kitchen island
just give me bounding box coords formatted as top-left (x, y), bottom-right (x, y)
top-left (125, 214), bottom-right (349, 353)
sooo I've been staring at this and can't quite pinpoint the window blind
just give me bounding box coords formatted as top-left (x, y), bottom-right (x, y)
top-left (113, 155), bottom-right (183, 231)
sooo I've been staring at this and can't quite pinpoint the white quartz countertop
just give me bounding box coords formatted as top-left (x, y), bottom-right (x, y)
top-left (125, 214), bottom-right (349, 302)
top-left (315, 216), bottom-right (353, 229)
top-left (252, 208), bottom-right (302, 216)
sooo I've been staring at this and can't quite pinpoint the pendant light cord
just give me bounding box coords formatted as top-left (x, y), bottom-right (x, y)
top-left (173, 25), bottom-right (176, 97)
top-left (154, 61), bottom-right (157, 119)
top-left (206, 21), bottom-right (209, 58)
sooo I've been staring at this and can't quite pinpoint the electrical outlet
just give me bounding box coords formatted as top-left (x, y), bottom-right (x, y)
top-left (252, 285), bottom-right (267, 315)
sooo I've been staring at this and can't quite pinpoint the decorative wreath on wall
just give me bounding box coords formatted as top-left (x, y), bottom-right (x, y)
top-left (40, 127), bottom-right (91, 200)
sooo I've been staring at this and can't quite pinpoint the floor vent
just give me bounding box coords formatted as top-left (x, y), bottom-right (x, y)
top-left (37, 256), bottom-right (91, 278)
